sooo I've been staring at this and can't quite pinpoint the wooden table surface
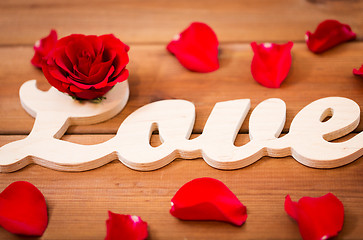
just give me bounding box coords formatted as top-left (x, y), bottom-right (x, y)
top-left (0, 0), bottom-right (362, 239)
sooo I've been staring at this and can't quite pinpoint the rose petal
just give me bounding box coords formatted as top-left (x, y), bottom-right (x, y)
top-left (0, 181), bottom-right (48, 236)
top-left (109, 47), bottom-right (129, 78)
top-left (56, 34), bottom-right (84, 48)
top-left (100, 34), bottom-right (130, 53)
top-left (250, 41), bottom-right (293, 88)
top-left (31, 29), bottom-right (57, 68)
top-left (306, 20), bottom-right (356, 53)
top-left (105, 211), bottom-right (148, 240)
top-left (107, 68), bottom-right (129, 87)
top-left (42, 58), bottom-right (73, 96)
top-left (167, 22), bottom-right (219, 73)
top-left (89, 50), bottom-right (115, 77)
top-left (69, 85), bottom-right (112, 99)
top-left (353, 64), bottom-right (363, 77)
top-left (48, 64), bottom-right (70, 83)
top-left (170, 177), bottom-right (247, 226)
top-left (67, 65), bottom-right (114, 90)
top-left (65, 37), bottom-right (96, 68)
top-left (54, 46), bottom-right (75, 76)
top-left (285, 193), bottom-right (344, 240)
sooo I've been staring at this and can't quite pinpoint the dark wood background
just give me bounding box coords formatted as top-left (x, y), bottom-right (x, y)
top-left (0, 0), bottom-right (362, 239)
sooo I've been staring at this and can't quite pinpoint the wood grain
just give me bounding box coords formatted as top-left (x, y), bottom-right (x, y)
top-left (0, 134), bottom-right (362, 239)
top-left (0, 0), bottom-right (362, 45)
top-left (0, 0), bottom-right (362, 239)
top-left (0, 43), bottom-right (362, 135)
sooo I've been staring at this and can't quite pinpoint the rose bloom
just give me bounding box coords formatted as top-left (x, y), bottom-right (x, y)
top-left (42, 34), bottom-right (129, 100)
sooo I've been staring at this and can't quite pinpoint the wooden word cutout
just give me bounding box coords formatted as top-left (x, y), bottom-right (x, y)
top-left (0, 80), bottom-right (362, 172)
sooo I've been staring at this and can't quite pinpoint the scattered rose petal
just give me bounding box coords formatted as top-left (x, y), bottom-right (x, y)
top-left (285, 193), bottom-right (344, 240)
top-left (306, 20), bottom-right (356, 53)
top-left (31, 29), bottom-right (58, 68)
top-left (353, 64), bottom-right (363, 77)
top-left (170, 177), bottom-right (247, 226)
top-left (167, 22), bottom-right (219, 73)
top-left (250, 41), bottom-right (293, 88)
top-left (105, 211), bottom-right (148, 240)
top-left (0, 181), bottom-right (48, 236)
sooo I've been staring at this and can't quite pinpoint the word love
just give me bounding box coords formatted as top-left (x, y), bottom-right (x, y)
top-left (0, 80), bottom-right (362, 172)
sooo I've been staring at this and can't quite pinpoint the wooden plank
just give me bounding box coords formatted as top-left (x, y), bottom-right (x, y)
top-left (0, 0), bottom-right (362, 45)
top-left (0, 43), bottom-right (362, 135)
top-left (0, 134), bottom-right (362, 239)
top-left (0, 1), bottom-right (362, 239)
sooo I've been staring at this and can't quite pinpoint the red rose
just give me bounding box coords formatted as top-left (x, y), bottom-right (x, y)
top-left (42, 34), bottom-right (129, 100)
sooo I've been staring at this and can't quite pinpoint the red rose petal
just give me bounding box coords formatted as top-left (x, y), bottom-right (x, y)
top-left (109, 69), bottom-right (129, 87)
top-left (170, 177), bottom-right (247, 226)
top-left (250, 41), bottom-right (293, 88)
top-left (89, 52), bottom-right (115, 77)
top-left (65, 37), bottom-right (95, 68)
top-left (167, 22), bottom-right (219, 73)
top-left (101, 34), bottom-right (130, 53)
top-left (110, 48), bottom-right (129, 77)
top-left (306, 19), bottom-right (356, 53)
top-left (353, 64), bottom-right (363, 77)
top-left (42, 58), bottom-right (72, 96)
top-left (54, 47), bottom-right (74, 76)
top-left (31, 29), bottom-right (57, 68)
top-left (0, 181), bottom-right (48, 236)
top-left (105, 211), bottom-right (148, 240)
top-left (285, 193), bottom-right (344, 240)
